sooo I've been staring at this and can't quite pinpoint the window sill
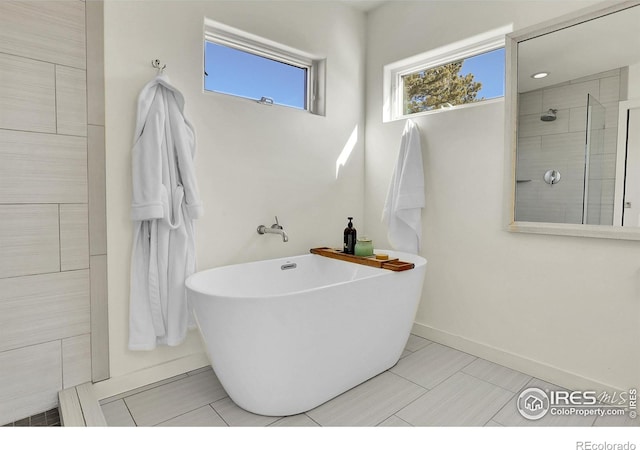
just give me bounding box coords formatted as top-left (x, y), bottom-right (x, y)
top-left (202, 89), bottom-right (325, 117)
top-left (384, 97), bottom-right (504, 123)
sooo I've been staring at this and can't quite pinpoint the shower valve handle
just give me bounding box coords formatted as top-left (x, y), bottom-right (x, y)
top-left (544, 169), bottom-right (561, 185)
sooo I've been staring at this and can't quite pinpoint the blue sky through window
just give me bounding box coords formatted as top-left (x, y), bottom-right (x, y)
top-left (204, 41), bottom-right (307, 109)
top-left (460, 47), bottom-right (505, 99)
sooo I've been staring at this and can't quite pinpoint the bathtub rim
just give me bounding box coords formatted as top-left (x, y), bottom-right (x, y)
top-left (186, 248), bottom-right (426, 300)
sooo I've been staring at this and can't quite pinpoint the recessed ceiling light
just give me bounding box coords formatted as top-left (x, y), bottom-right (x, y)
top-left (531, 72), bottom-right (549, 79)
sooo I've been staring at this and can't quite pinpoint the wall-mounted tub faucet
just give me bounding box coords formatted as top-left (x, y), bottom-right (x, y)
top-left (257, 216), bottom-right (289, 242)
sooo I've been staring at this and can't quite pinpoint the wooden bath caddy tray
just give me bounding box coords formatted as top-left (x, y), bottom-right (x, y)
top-left (310, 247), bottom-right (414, 272)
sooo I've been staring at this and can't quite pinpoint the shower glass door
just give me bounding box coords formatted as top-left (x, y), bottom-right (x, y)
top-left (583, 94), bottom-right (609, 225)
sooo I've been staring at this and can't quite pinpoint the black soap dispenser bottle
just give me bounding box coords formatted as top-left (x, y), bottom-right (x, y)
top-left (343, 217), bottom-right (357, 254)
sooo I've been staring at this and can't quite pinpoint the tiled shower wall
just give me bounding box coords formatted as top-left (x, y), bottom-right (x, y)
top-left (0, 1), bottom-right (107, 425)
top-left (516, 68), bottom-right (625, 224)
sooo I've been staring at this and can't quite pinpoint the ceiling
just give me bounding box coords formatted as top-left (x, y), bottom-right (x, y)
top-left (518, 5), bottom-right (640, 93)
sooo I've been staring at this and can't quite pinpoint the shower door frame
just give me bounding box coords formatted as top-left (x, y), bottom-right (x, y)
top-left (613, 98), bottom-right (640, 225)
top-left (582, 94), bottom-right (607, 225)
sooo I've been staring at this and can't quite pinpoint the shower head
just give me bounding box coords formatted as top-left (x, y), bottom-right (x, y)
top-left (540, 109), bottom-right (557, 122)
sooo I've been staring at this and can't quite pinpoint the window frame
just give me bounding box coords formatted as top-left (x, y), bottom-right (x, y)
top-left (204, 18), bottom-right (325, 115)
top-left (383, 25), bottom-right (512, 122)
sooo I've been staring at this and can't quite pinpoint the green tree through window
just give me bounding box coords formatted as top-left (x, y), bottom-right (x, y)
top-left (402, 61), bottom-right (483, 114)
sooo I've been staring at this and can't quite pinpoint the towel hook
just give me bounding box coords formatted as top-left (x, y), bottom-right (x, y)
top-left (152, 59), bottom-right (166, 73)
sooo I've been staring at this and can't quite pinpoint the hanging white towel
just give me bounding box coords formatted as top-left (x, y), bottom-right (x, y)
top-left (381, 119), bottom-right (425, 254)
top-left (129, 73), bottom-right (203, 350)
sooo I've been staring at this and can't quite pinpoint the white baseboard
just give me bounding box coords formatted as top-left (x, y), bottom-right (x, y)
top-left (92, 352), bottom-right (210, 401)
top-left (411, 322), bottom-right (621, 393)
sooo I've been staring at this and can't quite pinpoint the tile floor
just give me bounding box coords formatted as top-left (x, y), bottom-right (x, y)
top-left (100, 335), bottom-right (638, 427)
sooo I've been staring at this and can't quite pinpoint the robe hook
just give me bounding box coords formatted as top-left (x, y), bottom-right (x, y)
top-left (152, 59), bottom-right (166, 73)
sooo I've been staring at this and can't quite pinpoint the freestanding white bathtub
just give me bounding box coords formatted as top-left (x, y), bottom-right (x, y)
top-left (186, 249), bottom-right (427, 416)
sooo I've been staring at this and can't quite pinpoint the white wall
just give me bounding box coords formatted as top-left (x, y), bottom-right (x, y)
top-left (104, 1), bottom-right (366, 379)
top-left (629, 62), bottom-right (640, 99)
top-left (366, 1), bottom-right (639, 390)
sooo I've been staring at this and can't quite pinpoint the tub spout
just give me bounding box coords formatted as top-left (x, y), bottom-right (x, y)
top-left (257, 217), bottom-right (288, 242)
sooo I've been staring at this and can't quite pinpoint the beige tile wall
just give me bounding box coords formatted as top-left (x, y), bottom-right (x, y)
top-left (55, 66), bottom-right (88, 137)
top-left (60, 204), bottom-right (90, 271)
top-left (0, 53), bottom-right (56, 133)
top-left (0, 130), bottom-right (88, 203)
top-left (0, 1), bottom-right (86, 69)
top-left (0, 342), bottom-right (63, 424)
top-left (0, 205), bottom-right (60, 278)
top-left (62, 334), bottom-right (92, 390)
top-left (0, 0), bottom-right (108, 425)
top-left (0, 270), bottom-right (91, 354)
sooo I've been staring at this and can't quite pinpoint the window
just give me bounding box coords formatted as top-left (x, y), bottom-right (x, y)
top-left (205, 42), bottom-right (307, 109)
top-left (402, 48), bottom-right (505, 114)
top-left (383, 26), bottom-right (512, 122)
top-left (204, 19), bottom-right (325, 115)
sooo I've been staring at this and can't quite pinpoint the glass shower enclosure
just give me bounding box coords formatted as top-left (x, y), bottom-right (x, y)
top-left (583, 94), bottom-right (611, 225)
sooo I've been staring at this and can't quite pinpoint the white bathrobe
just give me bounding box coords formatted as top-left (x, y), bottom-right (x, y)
top-left (382, 119), bottom-right (425, 254)
top-left (129, 74), bottom-right (203, 350)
